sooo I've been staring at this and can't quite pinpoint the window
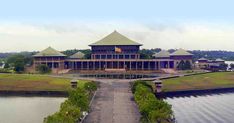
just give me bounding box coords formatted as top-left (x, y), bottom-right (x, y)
top-left (119, 55), bottom-right (123, 59)
top-left (101, 55), bottom-right (106, 59)
top-left (125, 55), bottom-right (130, 59)
top-left (107, 55), bottom-right (112, 59)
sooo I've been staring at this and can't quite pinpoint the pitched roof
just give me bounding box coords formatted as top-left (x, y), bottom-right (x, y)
top-left (33, 47), bottom-right (66, 57)
top-left (153, 50), bottom-right (170, 58)
top-left (89, 31), bottom-right (142, 46)
top-left (215, 58), bottom-right (225, 62)
top-left (170, 49), bottom-right (193, 56)
top-left (69, 51), bottom-right (85, 59)
top-left (198, 57), bottom-right (208, 61)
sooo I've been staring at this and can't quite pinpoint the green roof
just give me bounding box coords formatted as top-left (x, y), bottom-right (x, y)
top-left (89, 31), bottom-right (142, 46)
top-left (215, 58), bottom-right (225, 62)
top-left (170, 49), bottom-right (193, 56)
top-left (33, 47), bottom-right (66, 57)
top-left (198, 57), bottom-right (208, 61)
top-left (69, 51), bottom-right (84, 59)
top-left (153, 50), bottom-right (170, 58)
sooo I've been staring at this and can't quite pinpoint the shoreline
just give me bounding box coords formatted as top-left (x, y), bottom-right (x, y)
top-left (1, 86), bottom-right (234, 98)
top-left (159, 87), bottom-right (234, 98)
top-left (0, 90), bottom-right (68, 97)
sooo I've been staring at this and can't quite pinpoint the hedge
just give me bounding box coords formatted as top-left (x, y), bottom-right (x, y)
top-left (44, 82), bottom-right (97, 123)
top-left (132, 81), bottom-right (174, 123)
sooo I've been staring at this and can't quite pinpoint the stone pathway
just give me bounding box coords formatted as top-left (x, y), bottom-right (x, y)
top-left (83, 79), bottom-right (140, 123)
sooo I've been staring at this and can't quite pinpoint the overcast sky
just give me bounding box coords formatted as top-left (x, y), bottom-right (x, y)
top-left (1, 0), bottom-right (234, 52)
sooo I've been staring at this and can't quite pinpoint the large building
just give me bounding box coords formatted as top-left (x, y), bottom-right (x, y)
top-left (33, 31), bottom-right (193, 74)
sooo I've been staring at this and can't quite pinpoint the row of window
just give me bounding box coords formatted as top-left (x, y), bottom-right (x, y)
top-left (93, 54), bottom-right (139, 59)
top-left (92, 50), bottom-right (138, 53)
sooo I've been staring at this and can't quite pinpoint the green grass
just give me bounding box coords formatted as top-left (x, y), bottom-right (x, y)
top-left (163, 72), bottom-right (234, 92)
top-left (0, 74), bottom-right (90, 91)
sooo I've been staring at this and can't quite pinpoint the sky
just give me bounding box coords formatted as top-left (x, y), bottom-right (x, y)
top-left (1, 0), bottom-right (234, 52)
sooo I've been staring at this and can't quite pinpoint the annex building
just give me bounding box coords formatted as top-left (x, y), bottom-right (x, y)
top-left (33, 31), bottom-right (193, 74)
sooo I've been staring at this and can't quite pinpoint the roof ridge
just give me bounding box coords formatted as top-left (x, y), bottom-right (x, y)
top-left (89, 31), bottom-right (142, 46)
top-left (33, 47), bottom-right (66, 57)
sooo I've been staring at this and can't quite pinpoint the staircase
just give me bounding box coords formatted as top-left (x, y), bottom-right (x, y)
top-left (161, 68), bottom-right (177, 74)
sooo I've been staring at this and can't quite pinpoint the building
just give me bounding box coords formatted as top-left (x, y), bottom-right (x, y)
top-left (33, 31), bottom-right (193, 74)
top-left (33, 47), bottom-right (66, 73)
top-left (196, 58), bottom-right (226, 71)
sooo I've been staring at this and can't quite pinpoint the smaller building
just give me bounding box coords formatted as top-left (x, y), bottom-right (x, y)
top-left (196, 58), bottom-right (226, 71)
top-left (33, 47), bottom-right (66, 73)
top-left (170, 49), bottom-right (193, 69)
top-left (153, 49), bottom-right (193, 70)
top-left (69, 52), bottom-right (85, 59)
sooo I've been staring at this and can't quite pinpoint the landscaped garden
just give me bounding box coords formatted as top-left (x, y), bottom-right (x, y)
top-left (163, 72), bottom-right (234, 92)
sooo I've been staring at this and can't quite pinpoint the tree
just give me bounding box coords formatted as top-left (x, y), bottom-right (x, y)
top-left (230, 63), bottom-right (234, 69)
top-left (184, 60), bottom-right (192, 70)
top-left (139, 49), bottom-right (154, 59)
top-left (6, 54), bottom-right (33, 73)
top-left (36, 64), bottom-right (51, 74)
top-left (14, 60), bottom-right (25, 73)
top-left (219, 63), bottom-right (228, 71)
top-left (7, 54), bottom-right (26, 73)
top-left (177, 60), bottom-right (185, 70)
top-left (4, 63), bottom-right (9, 69)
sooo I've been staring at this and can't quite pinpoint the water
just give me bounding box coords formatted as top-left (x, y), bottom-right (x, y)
top-left (165, 93), bottom-right (234, 123)
top-left (0, 96), bottom-right (66, 123)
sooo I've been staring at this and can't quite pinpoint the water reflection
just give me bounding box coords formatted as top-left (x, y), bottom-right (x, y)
top-left (165, 93), bottom-right (234, 123)
top-left (0, 96), bottom-right (66, 123)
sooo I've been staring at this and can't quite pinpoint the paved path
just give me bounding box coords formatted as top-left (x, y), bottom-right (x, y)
top-left (83, 79), bottom-right (140, 123)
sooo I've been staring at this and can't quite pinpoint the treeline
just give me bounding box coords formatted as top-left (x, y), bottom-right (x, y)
top-left (190, 50), bottom-right (234, 61)
top-left (1, 49), bottom-right (234, 61)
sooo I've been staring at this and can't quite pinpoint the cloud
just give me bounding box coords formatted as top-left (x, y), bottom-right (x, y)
top-left (0, 21), bottom-right (234, 52)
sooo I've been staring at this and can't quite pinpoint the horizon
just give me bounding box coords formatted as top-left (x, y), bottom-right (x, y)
top-left (1, 0), bottom-right (234, 52)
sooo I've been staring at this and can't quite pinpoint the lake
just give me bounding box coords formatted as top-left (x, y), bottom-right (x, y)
top-left (0, 96), bottom-right (66, 123)
top-left (165, 92), bottom-right (234, 123)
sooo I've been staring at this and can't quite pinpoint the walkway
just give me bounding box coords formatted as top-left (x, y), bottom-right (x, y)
top-left (83, 79), bottom-right (140, 123)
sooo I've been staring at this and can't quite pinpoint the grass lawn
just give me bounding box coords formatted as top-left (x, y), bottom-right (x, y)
top-left (0, 74), bottom-right (90, 91)
top-left (163, 72), bottom-right (234, 92)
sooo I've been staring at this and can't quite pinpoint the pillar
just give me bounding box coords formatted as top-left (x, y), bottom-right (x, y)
top-left (158, 61), bottom-right (161, 70)
top-left (130, 61), bottom-right (132, 70)
top-left (142, 61), bottom-right (144, 70)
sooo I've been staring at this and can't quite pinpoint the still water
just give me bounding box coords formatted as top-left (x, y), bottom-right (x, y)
top-left (165, 93), bottom-right (234, 123)
top-left (0, 96), bottom-right (66, 123)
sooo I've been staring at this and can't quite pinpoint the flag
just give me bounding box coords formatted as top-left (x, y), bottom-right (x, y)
top-left (115, 47), bottom-right (122, 53)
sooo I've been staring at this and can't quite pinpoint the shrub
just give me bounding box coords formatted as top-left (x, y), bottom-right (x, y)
top-left (131, 80), bottom-right (153, 94)
top-left (68, 88), bottom-right (89, 111)
top-left (60, 100), bottom-right (81, 119)
top-left (132, 81), bottom-right (174, 123)
top-left (84, 82), bottom-right (97, 95)
top-left (36, 64), bottom-right (51, 74)
top-left (44, 85), bottom-right (96, 123)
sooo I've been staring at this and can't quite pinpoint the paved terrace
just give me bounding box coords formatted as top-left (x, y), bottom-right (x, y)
top-left (83, 79), bottom-right (141, 123)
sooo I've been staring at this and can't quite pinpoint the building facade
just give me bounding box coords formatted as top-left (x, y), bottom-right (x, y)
top-left (33, 31), bottom-right (193, 73)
